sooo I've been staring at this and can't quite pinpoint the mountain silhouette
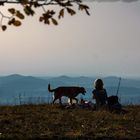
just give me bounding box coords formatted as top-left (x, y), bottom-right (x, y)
top-left (0, 74), bottom-right (140, 104)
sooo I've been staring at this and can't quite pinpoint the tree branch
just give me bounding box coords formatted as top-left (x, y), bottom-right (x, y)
top-left (0, 0), bottom-right (90, 31)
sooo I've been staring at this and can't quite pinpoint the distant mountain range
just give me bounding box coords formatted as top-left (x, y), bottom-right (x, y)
top-left (0, 74), bottom-right (140, 105)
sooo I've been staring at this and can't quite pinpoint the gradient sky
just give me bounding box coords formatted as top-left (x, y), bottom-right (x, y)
top-left (0, 0), bottom-right (140, 77)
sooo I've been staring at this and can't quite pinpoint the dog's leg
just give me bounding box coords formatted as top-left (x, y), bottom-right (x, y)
top-left (73, 98), bottom-right (78, 104)
top-left (70, 98), bottom-right (73, 105)
top-left (53, 97), bottom-right (58, 104)
top-left (59, 98), bottom-right (62, 105)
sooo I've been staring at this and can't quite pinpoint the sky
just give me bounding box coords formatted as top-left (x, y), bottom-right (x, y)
top-left (0, 0), bottom-right (140, 77)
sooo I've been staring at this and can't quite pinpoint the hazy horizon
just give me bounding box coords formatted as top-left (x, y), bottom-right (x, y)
top-left (0, 73), bottom-right (140, 80)
top-left (0, 1), bottom-right (140, 78)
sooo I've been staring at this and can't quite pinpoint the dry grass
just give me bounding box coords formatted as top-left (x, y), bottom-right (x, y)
top-left (0, 104), bottom-right (140, 140)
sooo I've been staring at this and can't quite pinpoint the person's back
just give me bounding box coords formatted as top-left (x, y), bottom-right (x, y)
top-left (92, 79), bottom-right (108, 110)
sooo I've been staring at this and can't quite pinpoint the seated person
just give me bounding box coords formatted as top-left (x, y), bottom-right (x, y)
top-left (92, 79), bottom-right (108, 110)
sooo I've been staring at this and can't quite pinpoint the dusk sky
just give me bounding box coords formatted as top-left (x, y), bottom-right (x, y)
top-left (0, 0), bottom-right (140, 77)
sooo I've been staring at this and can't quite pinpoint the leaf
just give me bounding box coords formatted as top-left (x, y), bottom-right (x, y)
top-left (16, 11), bottom-right (25, 19)
top-left (39, 17), bottom-right (44, 22)
top-left (51, 18), bottom-right (58, 25)
top-left (58, 8), bottom-right (64, 19)
top-left (8, 8), bottom-right (15, 14)
top-left (66, 8), bottom-right (76, 16)
top-left (13, 20), bottom-right (22, 26)
top-left (79, 4), bottom-right (90, 16)
top-left (79, 4), bottom-right (89, 10)
top-left (24, 6), bottom-right (35, 16)
top-left (1, 25), bottom-right (7, 31)
top-left (8, 18), bottom-right (15, 25)
top-left (85, 9), bottom-right (90, 16)
top-left (24, 7), bottom-right (30, 15)
top-left (43, 12), bottom-right (52, 19)
top-left (44, 19), bottom-right (50, 25)
top-left (65, 1), bottom-right (73, 7)
top-left (33, 2), bottom-right (40, 8)
top-left (50, 10), bottom-right (55, 15)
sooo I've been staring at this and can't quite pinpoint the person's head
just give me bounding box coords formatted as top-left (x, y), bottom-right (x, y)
top-left (94, 79), bottom-right (104, 90)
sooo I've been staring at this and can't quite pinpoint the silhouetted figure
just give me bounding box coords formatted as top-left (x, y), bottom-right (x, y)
top-left (48, 84), bottom-right (86, 105)
top-left (92, 79), bottom-right (108, 110)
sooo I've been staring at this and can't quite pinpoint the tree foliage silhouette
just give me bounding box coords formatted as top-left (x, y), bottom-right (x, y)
top-left (0, 0), bottom-right (90, 31)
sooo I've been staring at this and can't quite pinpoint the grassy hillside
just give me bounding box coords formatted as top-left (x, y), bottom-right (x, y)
top-left (0, 104), bottom-right (139, 140)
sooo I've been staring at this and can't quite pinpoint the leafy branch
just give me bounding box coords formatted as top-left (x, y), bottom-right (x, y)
top-left (0, 0), bottom-right (90, 31)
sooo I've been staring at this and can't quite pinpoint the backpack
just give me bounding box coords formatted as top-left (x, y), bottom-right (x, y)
top-left (107, 95), bottom-right (119, 106)
top-left (107, 95), bottom-right (122, 111)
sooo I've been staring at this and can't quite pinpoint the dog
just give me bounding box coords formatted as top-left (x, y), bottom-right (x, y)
top-left (48, 84), bottom-right (86, 105)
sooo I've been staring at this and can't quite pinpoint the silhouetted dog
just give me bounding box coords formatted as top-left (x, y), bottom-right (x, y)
top-left (48, 84), bottom-right (86, 105)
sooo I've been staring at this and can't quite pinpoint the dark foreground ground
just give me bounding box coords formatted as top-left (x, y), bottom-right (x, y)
top-left (0, 104), bottom-right (140, 140)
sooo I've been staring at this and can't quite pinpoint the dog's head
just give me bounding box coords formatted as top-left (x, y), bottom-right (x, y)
top-left (79, 87), bottom-right (86, 95)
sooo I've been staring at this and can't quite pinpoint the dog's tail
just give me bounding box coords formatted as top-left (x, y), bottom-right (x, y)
top-left (48, 84), bottom-right (55, 92)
